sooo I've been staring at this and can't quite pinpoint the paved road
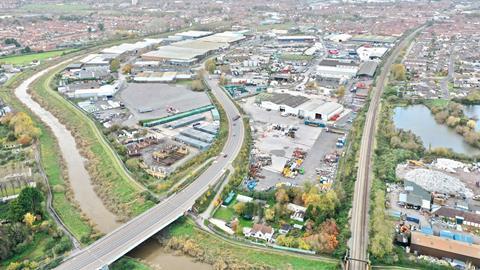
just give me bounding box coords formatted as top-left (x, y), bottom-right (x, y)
top-left (54, 78), bottom-right (245, 269)
top-left (14, 59), bottom-right (120, 233)
top-left (440, 40), bottom-right (456, 99)
top-left (348, 26), bottom-right (425, 270)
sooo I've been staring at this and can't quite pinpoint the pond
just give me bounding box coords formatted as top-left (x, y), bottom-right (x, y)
top-left (393, 105), bottom-right (480, 156)
top-left (463, 105), bottom-right (480, 131)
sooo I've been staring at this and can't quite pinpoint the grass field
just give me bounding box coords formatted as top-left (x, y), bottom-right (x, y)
top-left (167, 218), bottom-right (339, 270)
top-left (31, 63), bottom-right (153, 217)
top-left (0, 50), bottom-right (74, 65)
top-left (424, 98), bottom-right (449, 108)
top-left (18, 3), bottom-right (92, 14)
top-left (279, 53), bottom-right (314, 61)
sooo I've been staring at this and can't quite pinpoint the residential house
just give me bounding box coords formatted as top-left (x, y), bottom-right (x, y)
top-left (287, 203), bottom-right (307, 222)
top-left (243, 223), bottom-right (274, 242)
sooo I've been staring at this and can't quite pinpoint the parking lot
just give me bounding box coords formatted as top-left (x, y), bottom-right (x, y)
top-left (119, 83), bottom-right (211, 126)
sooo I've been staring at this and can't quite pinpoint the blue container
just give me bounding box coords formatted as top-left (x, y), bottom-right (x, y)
top-left (440, 230), bottom-right (454, 239)
top-left (421, 227), bottom-right (433, 235)
top-left (406, 215), bottom-right (420, 224)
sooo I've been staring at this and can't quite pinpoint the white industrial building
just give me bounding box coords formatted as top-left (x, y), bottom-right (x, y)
top-left (259, 93), bottom-right (343, 120)
top-left (356, 46), bottom-right (388, 61)
top-left (316, 59), bottom-right (359, 79)
top-left (67, 81), bottom-right (123, 99)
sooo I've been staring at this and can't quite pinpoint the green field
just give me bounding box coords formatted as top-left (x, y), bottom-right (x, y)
top-left (0, 50), bottom-right (73, 65)
top-left (18, 3), bottom-right (92, 14)
top-left (279, 53), bottom-right (314, 61)
top-left (166, 218), bottom-right (339, 270)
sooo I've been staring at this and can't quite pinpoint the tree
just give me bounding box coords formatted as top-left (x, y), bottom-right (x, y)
top-left (370, 189), bottom-right (394, 259)
top-left (205, 59), bottom-right (216, 74)
top-left (336, 85), bottom-right (346, 99)
top-left (122, 64), bottom-right (132, 74)
top-left (191, 80), bottom-right (205, 91)
top-left (392, 64), bottom-right (406, 81)
top-left (275, 188), bottom-right (289, 204)
top-left (233, 202), bottom-right (246, 215)
top-left (467, 120), bottom-right (477, 130)
top-left (110, 59), bottom-right (120, 73)
top-left (23, 212), bottom-right (36, 227)
top-left (318, 190), bottom-right (338, 217)
top-left (219, 74), bottom-right (228, 85)
top-left (17, 187), bottom-right (44, 216)
top-left (265, 208), bottom-right (275, 222)
top-left (98, 23), bottom-right (105, 31)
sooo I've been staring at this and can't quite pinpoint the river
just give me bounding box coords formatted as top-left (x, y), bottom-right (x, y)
top-left (393, 104), bottom-right (480, 156)
top-left (14, 61), bottom-right (120, 233)
top-left (129, 238), bottom-right (213, 270)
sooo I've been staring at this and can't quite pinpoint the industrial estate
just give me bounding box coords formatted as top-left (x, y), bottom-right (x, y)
top-left (1, 1), bottom-right (480, 270)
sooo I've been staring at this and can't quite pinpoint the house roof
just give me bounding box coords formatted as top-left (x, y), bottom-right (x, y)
top-left (411, 231), bottom-right (480, 259)
top-left (434, 207), bottom-right (480, 224)
top-left (251, 223), bottom-right (273, 234)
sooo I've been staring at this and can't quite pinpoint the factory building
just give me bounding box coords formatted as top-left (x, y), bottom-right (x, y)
top-left (259, 93), bottom-right (343, 121)
top-left (316, 59), bottom-right (359, 79)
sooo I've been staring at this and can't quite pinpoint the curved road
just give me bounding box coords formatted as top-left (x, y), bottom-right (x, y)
top-left (348, 26), bottom-right (426, 270)
top-left (14, 60), bottom-right (120, 233)
top-left (54, 77), bottom-right (245, 269)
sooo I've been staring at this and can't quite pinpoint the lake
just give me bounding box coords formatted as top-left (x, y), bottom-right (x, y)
top-left (393, 105), bottom-right (480, 156)
top-left (463, 105), bottom-right (480, 131)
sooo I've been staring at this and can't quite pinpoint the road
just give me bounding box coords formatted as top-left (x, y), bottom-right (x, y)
top-left (54, 77), bottom-right (245, 269)
top-left (348, 26), bottom-right (425, 270)
top-left (14, 59), bottom-right (120, 233)
top-left (440, 40), bottom-right (456, 99)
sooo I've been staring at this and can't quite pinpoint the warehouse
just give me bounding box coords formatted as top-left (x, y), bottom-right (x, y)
top-left (259, 93), bottom-right (343, 121)
top-left (175, 135), bottom-right (210, 150)
top-left (101, 38), bottom-right (162, 58)
top-left (356, 46), bottom-right (388, 61)
top-left (198, 31), bottom-right (246, 44)
top-left (410, 231), bottom-right (480, 266)
top-left (175, 30), bottom-right (213, 40)
top-left (180, 128), bottom-right (216, 143)
top-left (357, 61), bottom-right (378, 78)
top-left (277, 35), bottom-right (316, 43)
top-left (67, 84), bottom-right (117, 99)
top-left (141, 46), bottom-right (206, 65)
top-left (316, 59), bottom-right (359, 79)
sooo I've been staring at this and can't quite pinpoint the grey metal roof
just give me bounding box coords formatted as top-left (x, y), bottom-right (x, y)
top-left (358, 61), bottom-right (378, 77)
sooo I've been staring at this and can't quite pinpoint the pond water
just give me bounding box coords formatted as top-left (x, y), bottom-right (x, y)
top-left (463, 105), bottom-right (480, 131)
top-left (393, 105), bottom-right (480, 156)
top-left (128, 238), bottom-right (213, 270)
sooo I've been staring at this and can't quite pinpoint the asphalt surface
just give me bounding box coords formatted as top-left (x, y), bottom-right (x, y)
top-left (54, 78), bottom-right (245, 270)
top-left (348, 26), bottom-right (425, 270)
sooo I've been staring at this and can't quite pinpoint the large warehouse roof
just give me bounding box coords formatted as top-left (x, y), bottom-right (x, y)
top-left (173, 40), bottom-right (229, 51)
top-left (358, 61), bottom-right (378, 77)
top-left (142, 46), bottom-right (207, 61)
top-left (175, 30), bottom-right (213, 39)
top-left (101, 38), bottom-right (162, 54)
top-left (198, 32), bottom-right (246, 44)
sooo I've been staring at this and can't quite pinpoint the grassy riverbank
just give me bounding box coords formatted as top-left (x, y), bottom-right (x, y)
top-left (164, 218), bottom-right (339, 270)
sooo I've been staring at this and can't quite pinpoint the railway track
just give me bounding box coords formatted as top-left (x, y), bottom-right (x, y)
top-left (347, 25), bottom-right (426, 270)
